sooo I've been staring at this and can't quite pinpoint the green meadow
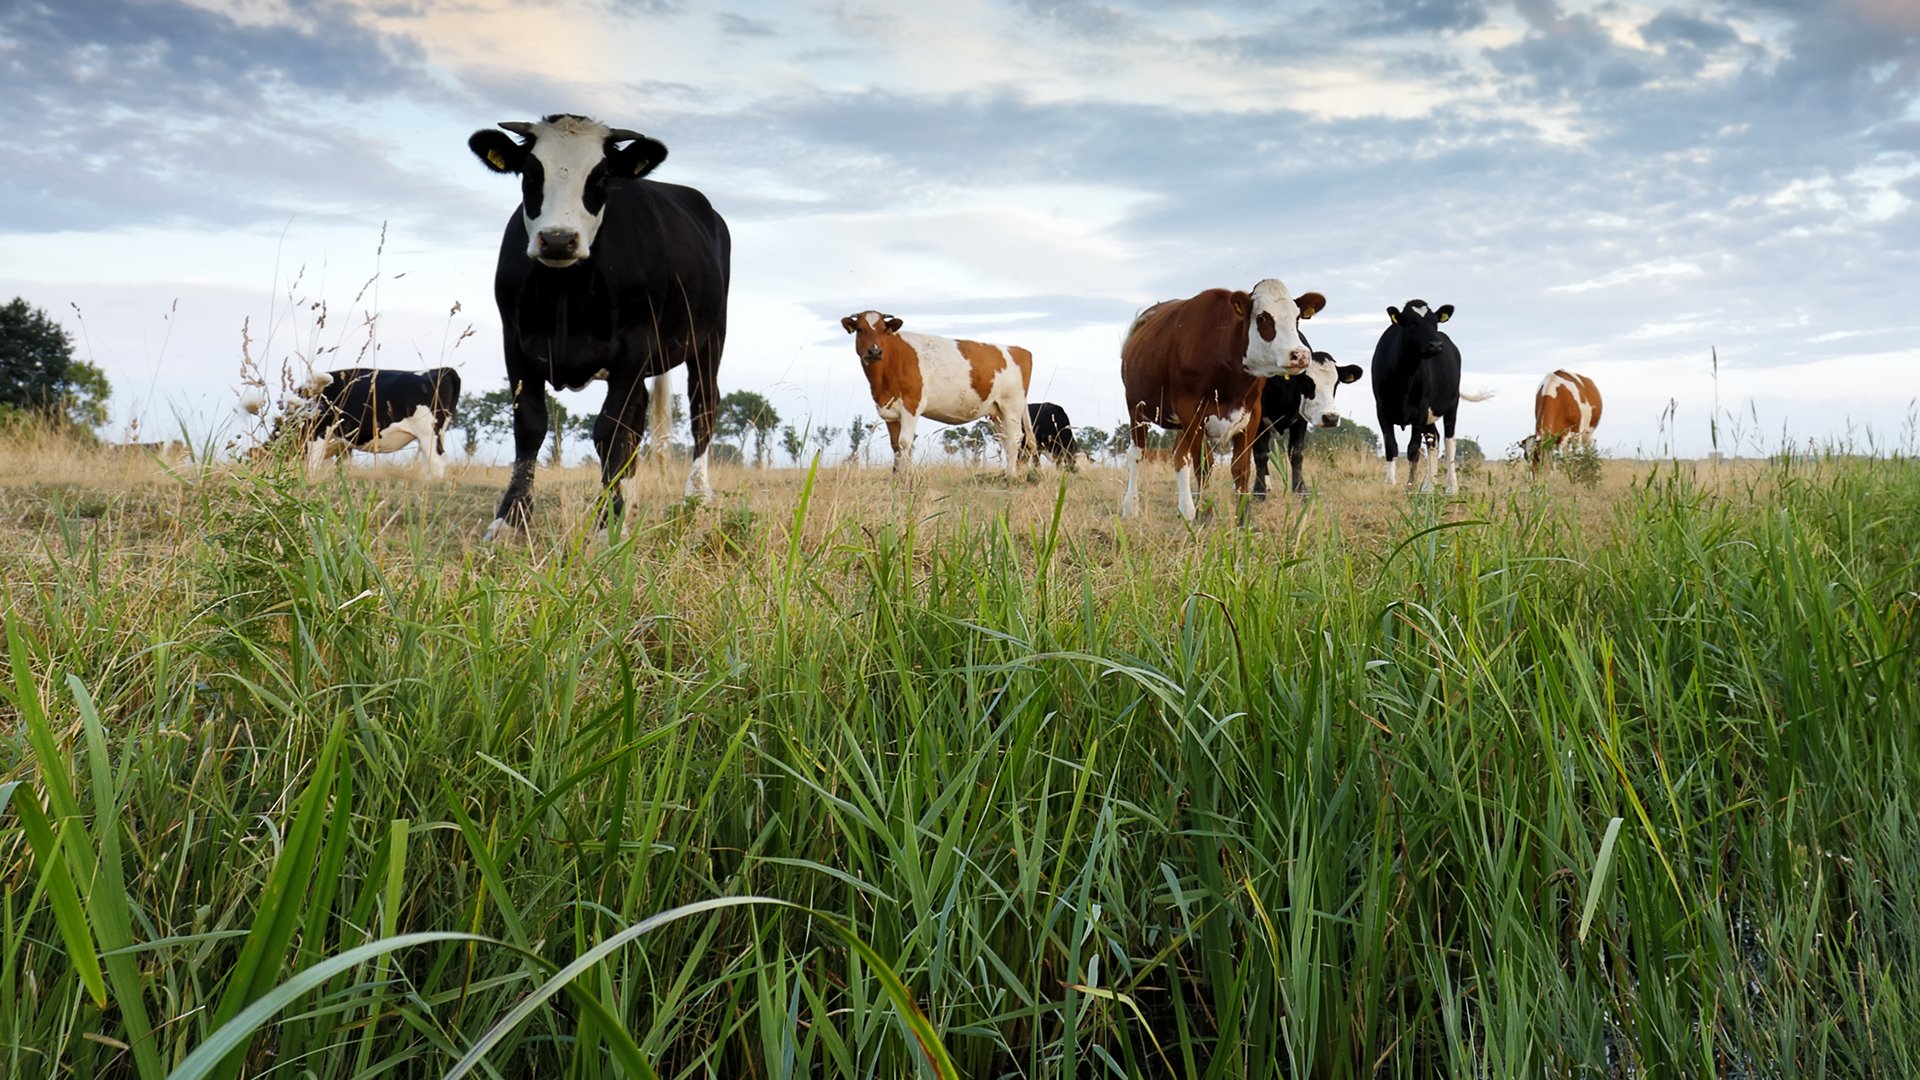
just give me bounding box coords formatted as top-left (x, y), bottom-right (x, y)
top-left (2, 441), bottom-right (1916, 1078)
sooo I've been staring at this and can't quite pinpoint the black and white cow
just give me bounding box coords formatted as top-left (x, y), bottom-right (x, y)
top-left (1370, 300), bottom-right (1492, 494)
top-left (469, 113), bottom-right (731, 538)
top-left (271, 367), bottom-right (461, 478)
top-left (1251, 351), bottom-right (1363, 497)
top-left (1019, 402), bottom-right (1080, 469)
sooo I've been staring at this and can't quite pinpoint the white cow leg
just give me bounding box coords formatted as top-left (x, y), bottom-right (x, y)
top-left (997, 410), bottom-right (1022, 476)
top-left (1444, 437), bottom-right (1459, 494)
top-left (683, 449), bottom-right (711, 500)
top-left (1120, 444), bottom-right (1142, 518)
top-left (1174, 463), bottom-right (1197, 521)
top-left (305, 440), bottom-right (329, 475)
top-left (1384, 457), bottom-right (1397, 487)
top-left (896, 414), bottom-right (918, 472)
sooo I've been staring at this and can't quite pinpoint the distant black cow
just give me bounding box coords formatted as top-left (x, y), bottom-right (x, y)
top-left (271, 367), bottom-right (461, 478)
top-left (470, 113), bottom-right (731, 538)
top-left (1252, 351), bottom-right (1363, 497)
top-left (1370, 300), bottom-right (1492, 494)
top-left (1019, 402), bottom-right (1080, 469)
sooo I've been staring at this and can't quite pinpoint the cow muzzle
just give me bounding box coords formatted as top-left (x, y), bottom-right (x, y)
top-left (535, 227), bottom-right (581, 266)
top-left (1318, 413), bottom-right (1341, 429)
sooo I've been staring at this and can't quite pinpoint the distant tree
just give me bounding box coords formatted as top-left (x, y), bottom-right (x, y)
top-left (457, 386), bottom-right (581, 465)
top-left (813, 425), bottom-right (839, 461)
top-left (847, 421), bottom-right (870, 464)
top-left (1454, 437), bottom-right (1485, 472)
top-left (779, 423), bottom-right (805, 465)
top-left (941, 420), bottom-right (993, 464)
top-left (1305, 420), bottom-right (1382, 461)
top-left (457, 387), bottom-right (514, 457)
top-left (0, 297), bottom-right (111, 429)
top-left (718, 390), bottom-right (779, 466)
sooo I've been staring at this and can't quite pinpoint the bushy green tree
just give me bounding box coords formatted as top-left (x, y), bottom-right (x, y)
top-left (0, 297), bottom-right (111, 429)
top-left (719, 390), bottom-right (779, 466)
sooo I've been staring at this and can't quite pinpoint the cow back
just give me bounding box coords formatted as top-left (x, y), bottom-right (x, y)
top-left (1121, 290), bottom-right (1257, 428)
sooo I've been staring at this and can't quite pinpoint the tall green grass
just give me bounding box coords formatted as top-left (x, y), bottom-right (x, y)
top-left (2, 453), bottom-right (1917, 1077)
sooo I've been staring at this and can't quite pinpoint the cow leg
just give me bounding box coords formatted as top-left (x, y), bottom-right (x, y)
top-left (1172, 423), bottom-right (1209, 522)
top-left (487, 375), bottom-right (549, 540)
top-left (1287, 419), bottom-right (1308, 495)
top-left (895, 413), bottom-right (920, 470)
top-left (305, 439), bottom-right (328, 475)
top-left (994, 402), bottom-right (1022, 476)
top-left (1251, 421), bottom-right (1272, 499)
top-left (598, 377), bottom-right (649, 526)
top-left (1378, 406), bottom-right (1400, 487)
top-left (680, 343), bottom-right (720, 501)
top-left (1442, 411), bottom-right (1461, 494)
top-left (1229, 426), bottom-right (1259, 526)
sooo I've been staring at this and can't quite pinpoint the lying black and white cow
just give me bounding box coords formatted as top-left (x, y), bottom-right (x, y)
top-left (470, 113), bottom-right (731, 538)
top-left (1019, 402), bottom-right (1080, 469)
top-left (1251, 350), bottom-right (1364, 497)
top-left (1370, 300), bottom-right (1492, 494)
top-left (270, 367), bottom-right (462, 478)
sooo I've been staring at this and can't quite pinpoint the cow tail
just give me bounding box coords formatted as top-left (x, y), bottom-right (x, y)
top-left (1459, 388), bottom-right (1497, 403)
top-left (649, 372), bottom-right (673, 449)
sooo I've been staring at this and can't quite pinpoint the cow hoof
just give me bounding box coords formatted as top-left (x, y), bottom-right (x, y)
top-left (482, 517), bottom-right (522, 542)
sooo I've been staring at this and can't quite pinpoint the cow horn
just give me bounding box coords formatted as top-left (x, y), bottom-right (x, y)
top-left (604, 128), bottom-right (646, 144)
top-left (499, 121), bottom-right (535, 136)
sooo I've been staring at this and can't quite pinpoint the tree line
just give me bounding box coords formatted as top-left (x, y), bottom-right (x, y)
top-left (0, 298), bottom-right (111, 434)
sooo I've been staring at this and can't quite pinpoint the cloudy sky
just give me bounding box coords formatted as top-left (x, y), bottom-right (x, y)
top-left (3, 0), bottom-right (1917, 462)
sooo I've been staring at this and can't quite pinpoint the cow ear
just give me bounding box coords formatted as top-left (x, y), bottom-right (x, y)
top-left (606, 134), bottom-right (668, 178)
top-left (1295, 291), bottom-right (1326, 319)
top-left (1436, 304), bottom-right (1454, 323)
top-left (884, 316), bottom-right (904, 333)
top-left (840, 315), bottom-right (860, 334)
top-left (1386, 306), bottom-right (1400, 324)
top-left (469, 129), bottom-right (525, 174)
top-left (1231, 292), bottom-right (1251, 320)
top-left (1338, 364), bottom-right (1364, 385)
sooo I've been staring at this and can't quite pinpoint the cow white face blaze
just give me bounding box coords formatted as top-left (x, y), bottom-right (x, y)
top-left (469, 114), bottom-right (668, 268)
top-left (1241, 279), bottom-right (1320, 378)
top-left (840, 310), bottom-right (903, 364)
top-left (1294, 352), bottom-right (1365, 429)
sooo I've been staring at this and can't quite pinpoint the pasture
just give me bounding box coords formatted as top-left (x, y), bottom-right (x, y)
top-left (2, 436), bottom-right (1917, 1078)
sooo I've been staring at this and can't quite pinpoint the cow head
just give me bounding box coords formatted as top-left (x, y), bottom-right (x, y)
top-left (1236, 280), bottom-right (1321, 378)
top-left (841, 310), bottom-right (904, 364)
top-left (469, 114), bottom-right (668, 268)
top-left (1293, 351), bottom-right (1365, 429)
top-left (1386, 300), bottom-right (1455, 359)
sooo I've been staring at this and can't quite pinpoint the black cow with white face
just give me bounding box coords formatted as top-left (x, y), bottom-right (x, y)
top-left (1251, 351), bottom-right (1363, 497)
top-left (469, 113), bottom-right (731, 538)
top-left (1019, 402), bottom-right (1080, 469)
top-left (1369, 299), bottom-right (1492, 494)
top-left (269, 367), bottom-right (461, 478)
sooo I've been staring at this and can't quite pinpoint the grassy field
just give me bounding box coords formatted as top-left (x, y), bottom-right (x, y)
top-left (2, 435), bottom-right (1917, 1078)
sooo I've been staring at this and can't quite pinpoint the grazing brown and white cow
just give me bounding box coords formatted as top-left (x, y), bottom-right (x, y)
top-left (840, 310), bottom-right (1036, 472)
top-left (1119, 280), bottom-right (1322, 520)
top-left (1522, 370), bottom-right (1602, 471)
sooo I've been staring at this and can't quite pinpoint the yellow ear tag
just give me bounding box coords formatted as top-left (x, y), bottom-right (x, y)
top-left (633, 160), bottom-right (650, 176)
top-left (1437, 312), bottom-right (1450, 323)
top-left (487, 150), bottom-right (506, 170)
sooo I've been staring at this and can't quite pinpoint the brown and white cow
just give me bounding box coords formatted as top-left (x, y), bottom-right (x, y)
top-left (1119, 280), bottom-right (1323, 520)
top-left (1522, 370), bottom-right (1602, 471)
top-left (841, 310), bottom-right (1036, 472)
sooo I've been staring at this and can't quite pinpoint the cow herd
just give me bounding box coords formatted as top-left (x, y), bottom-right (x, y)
top-left (254, 114), bottom-right (1604, 531)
